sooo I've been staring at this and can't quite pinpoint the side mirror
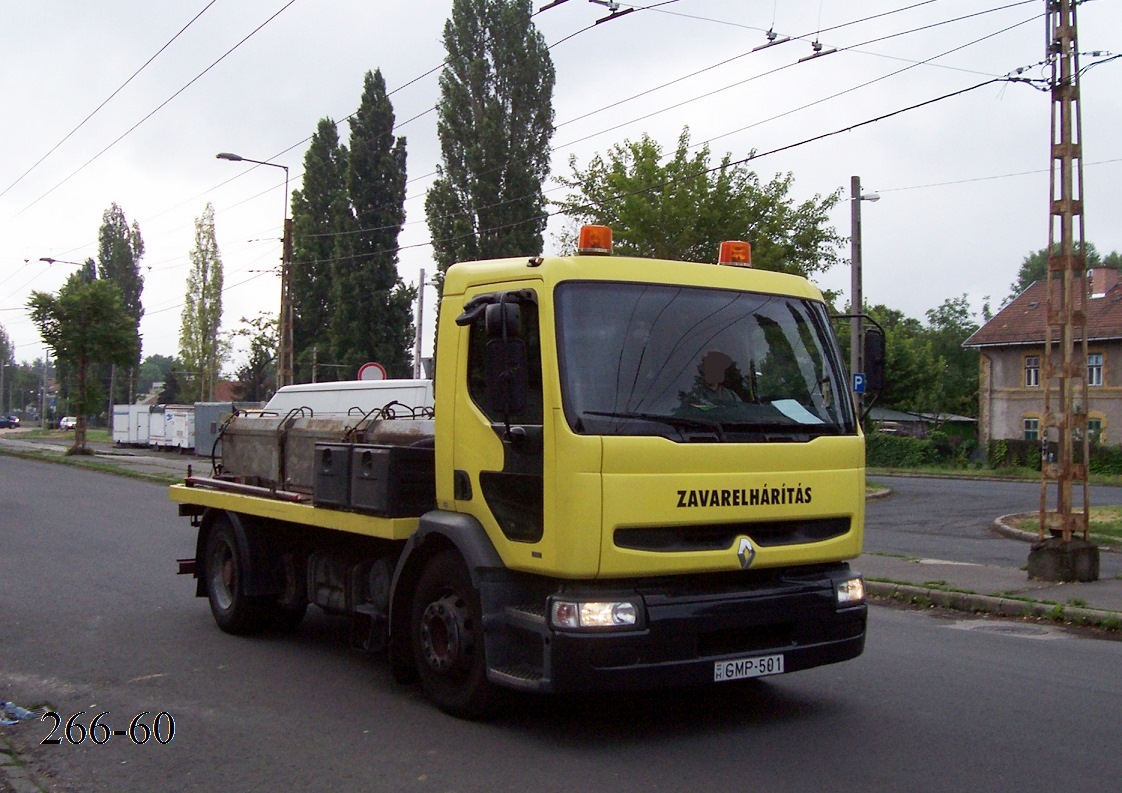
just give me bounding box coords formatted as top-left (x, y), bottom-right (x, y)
top-left (484, 303), bottom-right (527, 416)
top-left (485, 338), bottom-right (528, 416)
top-left (485, 302), bottom-right (520, 339)
top-left (863, 329), bottom-right (886, 394)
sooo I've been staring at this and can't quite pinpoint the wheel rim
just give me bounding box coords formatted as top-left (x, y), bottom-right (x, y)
top-left (208, 538), bottom-right (236, 611)
top-left (419, 592), bottom-right (473, 675)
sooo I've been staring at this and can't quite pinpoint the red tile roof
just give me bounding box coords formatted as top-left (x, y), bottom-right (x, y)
top-left (964, 278), bottom-right (1122, 347)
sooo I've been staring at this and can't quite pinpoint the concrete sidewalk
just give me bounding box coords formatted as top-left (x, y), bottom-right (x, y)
top-left (859, 552), bottom-right (1122, 628)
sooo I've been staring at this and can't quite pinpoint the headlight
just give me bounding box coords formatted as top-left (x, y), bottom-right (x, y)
top-left (550, 599), bottom-right (641, 630)
top-left (835, 576), bottom-right (866, 606)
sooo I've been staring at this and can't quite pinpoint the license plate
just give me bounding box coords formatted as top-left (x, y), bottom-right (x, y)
top-left (714, 653), bottom-right (785, 682)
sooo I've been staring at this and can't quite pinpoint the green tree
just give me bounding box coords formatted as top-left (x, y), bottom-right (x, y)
top-left (425, 0), bottom-right (555, 272)
top-left (179, 203), bottom-right (227, 402)
top-left (558, 129), bottom-right (843, 278)
top-left (0, 324), bottom-right (12, 369)
top-left (925, 295), bottom-right (980, 417)
top-left (138, 354), bottom-right (175, 397)
top-left (232, 312), bottom-right (277, 402)
top-left (97, 203), bottom-right (145, 338)
top-left (1003, 242), bottom-right (1122, 303)
top-left (0, 323), bottom-right (14, 415)
top-left (865, 305), bottom-right (940, 415)
top-left (27, 272), bottom-right (138, 453)
top-left (96, 202), bottom-right (145, 409)
top-left (329, 69), bottom-right (415, 379)
top-left (291, 118), bottom-right (349, 381)
top-left (158, 366), bottom-right (184, 404)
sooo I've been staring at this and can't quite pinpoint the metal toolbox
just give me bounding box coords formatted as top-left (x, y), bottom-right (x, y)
top-left (312, 443), bottom-right (353, 507)
top-left (350, 444), bottom-right (435, 517)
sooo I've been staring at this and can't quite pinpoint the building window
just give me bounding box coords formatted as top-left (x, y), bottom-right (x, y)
top-left (1087, 353), bottom-right (1104, 386)
top-left (1088, 417), bottom-right (1104, 444)
top-left (1023, 417), bottom-right (1040, 442)
top-left (1024, 355), bottom-right (1040, 387)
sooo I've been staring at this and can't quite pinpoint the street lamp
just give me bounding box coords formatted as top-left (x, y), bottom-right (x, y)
top-left (850, 176), bottom-right (880, 417)
top-left (216, 152), bottom-right (294, 388)
top-left (39, 256), bottom-right (92, 280)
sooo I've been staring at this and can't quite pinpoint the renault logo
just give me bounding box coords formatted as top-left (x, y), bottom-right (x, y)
top-left (737, 537), bottom-right (755, 569)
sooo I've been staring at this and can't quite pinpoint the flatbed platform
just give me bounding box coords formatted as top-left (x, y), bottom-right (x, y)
top-left (168, 482), bottom-right (420, 541)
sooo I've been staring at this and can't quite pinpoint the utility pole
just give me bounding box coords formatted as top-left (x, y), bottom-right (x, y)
top-left (40, 352), bottom-right (49, 429)
top-left (413, 268), bottom-right (426, 379)
top-left (279, 216), bottom-right (294, 388)
top-left (849, 177), bottom-right (879, 417)
top-left (215, 153), bottom-right (293, 389)
top-left (1030, 0), bottom-right (1098, 582)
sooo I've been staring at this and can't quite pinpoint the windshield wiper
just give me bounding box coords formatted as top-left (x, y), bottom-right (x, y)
top-left (581, 410), bottom-right (725, 440)
top-left (718, 421), bottom-right (844, 439)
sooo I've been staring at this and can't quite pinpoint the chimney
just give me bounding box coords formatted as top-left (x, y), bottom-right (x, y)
top-left (1090, 268), bottom-right (1120, 298)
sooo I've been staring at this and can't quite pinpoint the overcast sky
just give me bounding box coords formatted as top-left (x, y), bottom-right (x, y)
top-left (2, 0), bottom-right (1120, 374)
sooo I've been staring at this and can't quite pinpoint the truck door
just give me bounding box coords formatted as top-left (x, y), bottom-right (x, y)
top-left (458, 289), bottom-right (544, 545)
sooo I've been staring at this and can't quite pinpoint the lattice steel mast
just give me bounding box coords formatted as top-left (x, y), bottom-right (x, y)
top-left (1039, 0), bottom-right (1089, 543)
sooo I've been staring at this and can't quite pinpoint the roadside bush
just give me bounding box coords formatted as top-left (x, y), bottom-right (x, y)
top-left (1089, 444), bottom-right (1122, 475)
top-left (866, 432), bottom-right (937, 467)
top-left (987, 439), bottom-right (1041, 470)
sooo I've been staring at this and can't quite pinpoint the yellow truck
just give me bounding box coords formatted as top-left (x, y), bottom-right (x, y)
top-left (171, 226), bottom-right (880, 718)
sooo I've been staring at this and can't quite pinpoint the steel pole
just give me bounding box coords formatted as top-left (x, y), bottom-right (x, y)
top-left (850, 176), bottom-right (864, 417)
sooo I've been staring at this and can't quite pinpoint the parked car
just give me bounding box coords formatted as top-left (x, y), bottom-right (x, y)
top-left (0, 415), bottom-right (19, 429)
top-left (59, 416), bottom-right (78, 430)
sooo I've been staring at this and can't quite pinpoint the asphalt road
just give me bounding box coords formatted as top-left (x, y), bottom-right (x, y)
top-left (3, 458), bottom-right (1121, 792)
top-left (865, 474), bottom-right (1122, 578)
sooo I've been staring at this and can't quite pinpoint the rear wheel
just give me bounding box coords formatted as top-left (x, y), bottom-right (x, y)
top-left (204, 518), bottom-right (270, 635)
top-left (411, 550), bottom-right (499, 719)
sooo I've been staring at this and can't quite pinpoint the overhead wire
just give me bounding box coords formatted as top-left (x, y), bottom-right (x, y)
top-left (390, 3), bottom-right (1050, 253)
top-left (2, 1), bottom-right (1074, 346)
top-left (276, 72), bottom-right (1033, 275)
top-left (15, 0), bottom-right (301, 217)
top-left (306, 0), bottom-right (1044, 245)
top-left (0, 1), bottom-right (221, 202)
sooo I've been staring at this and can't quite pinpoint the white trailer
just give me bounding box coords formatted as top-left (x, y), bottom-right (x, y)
top-left (112, 405), bottom-right (131, 445)
top-left (113, 404), bottom-right (152, 446)
top-left (149, 406), bottom-right (168, 450)
top-left (166, 404), bottom-right (195, 452)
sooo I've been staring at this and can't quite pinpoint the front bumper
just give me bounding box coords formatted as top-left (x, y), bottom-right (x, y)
top-left (483, 564), bottom-right (867, 693)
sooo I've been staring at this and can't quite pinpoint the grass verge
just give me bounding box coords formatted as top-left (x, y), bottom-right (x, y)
top-left (0, 444), bottom-right (178, 486)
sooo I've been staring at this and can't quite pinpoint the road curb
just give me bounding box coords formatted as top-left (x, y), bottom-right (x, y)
top-left (866, 580), bottom-right (1122, 629)
top-left (992, 513), bottom-right (1121, 553)
top-left (0, 733), bottom-right (49, 793)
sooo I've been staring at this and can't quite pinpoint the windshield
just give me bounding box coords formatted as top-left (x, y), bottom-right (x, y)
top-left (555, 281), bottom-right (854, 441)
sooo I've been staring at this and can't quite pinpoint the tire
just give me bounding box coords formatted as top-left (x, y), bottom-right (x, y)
top-left (411, 550), bottom-right (499, 719)
top-left (204, 518), bottom-right (270, 635)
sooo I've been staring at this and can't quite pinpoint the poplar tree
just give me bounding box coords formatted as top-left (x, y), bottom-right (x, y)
top-left (290, 118), bottom-right (349, 380)
top-left (179, 203), bottom-right (226, 401)
top-left (425, 0), bottom-right (555, 272)
top-left (96, 202), bottom-right (145, 405)
top-left (329, 69), bottom-right (415, 379)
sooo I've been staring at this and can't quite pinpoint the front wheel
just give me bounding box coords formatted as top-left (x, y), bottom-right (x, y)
top-left (411, 550), bottom-right (499, 719)
top-left (204, 518), bottom-right (270, 635)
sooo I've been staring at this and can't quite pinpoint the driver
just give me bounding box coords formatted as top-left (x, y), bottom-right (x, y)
top-left (686, 350), bottom-right (742, 406)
